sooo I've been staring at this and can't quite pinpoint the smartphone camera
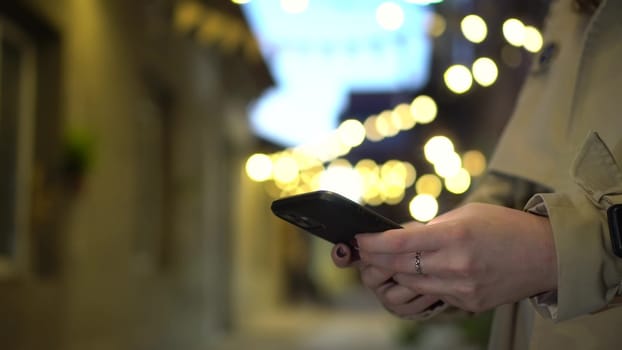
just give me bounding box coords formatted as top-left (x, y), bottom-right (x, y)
top-left (281, 213), bottom-right (325, 231)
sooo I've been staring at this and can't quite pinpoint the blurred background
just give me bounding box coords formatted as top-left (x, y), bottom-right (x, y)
top-left (0, 0), bottom-right (549, 349)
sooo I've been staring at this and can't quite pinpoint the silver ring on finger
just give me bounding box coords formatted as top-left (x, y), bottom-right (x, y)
top-left (414, 251), bottom-right (424, 275)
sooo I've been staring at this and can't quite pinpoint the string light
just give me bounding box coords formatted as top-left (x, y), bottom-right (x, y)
top-left (245, 153), bottom-right (273, 182)
top-left (472, 57), bottom-right (498, 87)
top-left (410, 95), bottom-right (438, 124)
top-left (524, 26), bottom-right (544, 53)
top-left (409, 194), bottom-right (438, 222)
top-left (242, 12), bottom-right (546, 211)
top-left (444, 65), bottom-right (473, 94)
top-left (461, 14), bottom-right (487, 44)
top-left (503, 18), bottom-right (526, 47)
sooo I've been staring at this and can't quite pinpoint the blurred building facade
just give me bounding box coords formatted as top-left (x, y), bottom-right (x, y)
top-left (0, 0), bottom-right (273, 349)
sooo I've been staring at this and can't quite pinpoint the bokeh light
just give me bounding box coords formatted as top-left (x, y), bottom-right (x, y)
top-left (426, 12), bottom-right (446, 38)
top-left (337, 119), bottom-right (366, 147)
top-left (471, 57), bottom-right (498, 87)
top-left (460, 14), bottom-right (487, 44)
top-left (273, 155), bottom-right (299, 184)
top-left (444, 65), bottom-right (473, 94)
top-left (415, 174), bottom-right (442, 198)
top-left (503, 18), bottom-right (526, 47)
top-left (444, 168), bottom-right (471, 194)
top-left (403, 162), bottom-right (417, 187)
top-left (319, 159), bottom-right (363, 202)
top-left (409, 194), bottom-right (439, 222)
top-left (462, 150), bottom-right (487, 176)
top-left (524, 26), bottom-right (543, 53)
top-left (245, 153), bottom-right (273, 182)
top-left (392, 103), bottom-right (416, 130)
top-left (364, 116), bottom-right (384, 142)
top-left (376, 110), bottom-right (400, 137)
top-left (410, 95), bottom-right (438, 124)
top-left (424, 135), bottom-right (454, 164)
top-left (433, 151), bottom-right (462, 178)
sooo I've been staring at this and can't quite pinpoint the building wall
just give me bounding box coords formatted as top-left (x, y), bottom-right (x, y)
top-left (0, 1), bottom-right (271, 349)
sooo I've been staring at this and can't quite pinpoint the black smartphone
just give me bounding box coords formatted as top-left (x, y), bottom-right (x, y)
top-left (271, 190), bottom-right (402, 245)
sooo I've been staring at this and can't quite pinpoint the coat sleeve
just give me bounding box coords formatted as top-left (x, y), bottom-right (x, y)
top-left (525, 132), bottom-right (622, 322)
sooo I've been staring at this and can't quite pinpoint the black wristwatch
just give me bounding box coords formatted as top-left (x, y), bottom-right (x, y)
top-left (608, 204), bottom-right (622, 258)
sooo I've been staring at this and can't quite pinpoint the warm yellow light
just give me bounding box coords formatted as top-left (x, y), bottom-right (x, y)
top-left (472, 57), bottom-right (498, 87)
top-left (376, 110), bottom-right (399, 137)
top-left (385, 189), bottom-right (405, 205)
top-left (403, 162), bottom-right (417, 187)
top-left (391, 103), bottom-right (415, 130)
top-left (274, 174), bottom-right (300, 191)
top-left (503, 18), bottom-right (526, 47)
top-left (280, 0), bottom-right (309, 14)
top-left (524, 26), bottom-right (543, 53)
top-left (318, 134), bottom-right (351, 161)
top-left (360, 166), bottom-right (381, 203)
top-left (462, 150), bottom-right (487, 176)
top-left (415, 174), bottom-right (442, 198)
top-left (434, 152), bottom-right (462, 178)
top-left (355, 159), bottom-right (379, 173)
top-left (337, 119), bottom-right (366, 147)
top-left (444, 168), bottom-right (471, 194)
top-left (273, 155), bottom-right (299, 184)
top-left (427, 13), bottom-right (446, 38)
top-left (424, 135), bottom-right (455, 164)
top-left (409, 194), bottom-right (439, 222)
top-left (460, 14), bottom-right (487, 44)
top-left (376, 2), bottom-right (405, 31)
top-left (365, 191), bottom-right (384, 206)
top-left (444, 65), bottom-right (473, 94)
top-left (381, 160), bottom-right (407, 189)
top-left (410, 95), bottom-right (438, 124)
top-left (319, 160), bottom-right (363, 202)
top-left (245, 153), bottom-right (273, 182)
top-left (364, 116), bottom-right (384, 142)
top-left (300, 165), bottom-right (324, 190)
top-left (231, 0), bottom-right (252, 4)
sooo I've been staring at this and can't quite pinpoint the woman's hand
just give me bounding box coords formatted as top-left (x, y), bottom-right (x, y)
top-left (331, 224), bottom-right (442, 319)
top-left (355, 203), bottom-right (558, 313)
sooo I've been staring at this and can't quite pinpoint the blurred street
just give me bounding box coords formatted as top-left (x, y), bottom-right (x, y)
top-left (217, 290), bottom-right (477, 350)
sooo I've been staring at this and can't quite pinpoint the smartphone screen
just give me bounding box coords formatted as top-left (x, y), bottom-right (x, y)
top-left (271, 190), bottom-right (401, 245)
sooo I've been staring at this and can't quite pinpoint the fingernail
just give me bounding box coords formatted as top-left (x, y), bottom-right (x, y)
top-left (336, 246), bottom-right (347, 258)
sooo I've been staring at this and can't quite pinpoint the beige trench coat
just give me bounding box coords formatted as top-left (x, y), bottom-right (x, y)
top-left (466, 0), bottom-right (622, 348)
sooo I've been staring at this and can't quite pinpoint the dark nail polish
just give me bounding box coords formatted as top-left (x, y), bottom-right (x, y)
top-left (336, 246), bottom-right (347, 258)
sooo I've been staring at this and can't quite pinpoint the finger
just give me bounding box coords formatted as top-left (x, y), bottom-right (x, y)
top-left (376, 283), bottom-right (421, 306)
top-left (331, 244), bottom-right (358, 268)
top-left (359, 265), bottom-right (395, 289)
top-left (387, 295), bottom-right (441, 319)
top-left (355, 225), bottom-right (447, 254)
top-left (401, 221), bottom-right (425, 230)
top-left (393, 272), bottom-right (450, 296)
top-left (359, 250), bottom-right (443, 276)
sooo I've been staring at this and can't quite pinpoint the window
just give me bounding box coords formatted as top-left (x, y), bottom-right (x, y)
top-left (0, 18), bottom-right (36, 278)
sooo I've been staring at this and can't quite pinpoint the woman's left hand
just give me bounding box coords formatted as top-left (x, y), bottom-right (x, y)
top-left (356, 203), bottom-right (558, 313)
